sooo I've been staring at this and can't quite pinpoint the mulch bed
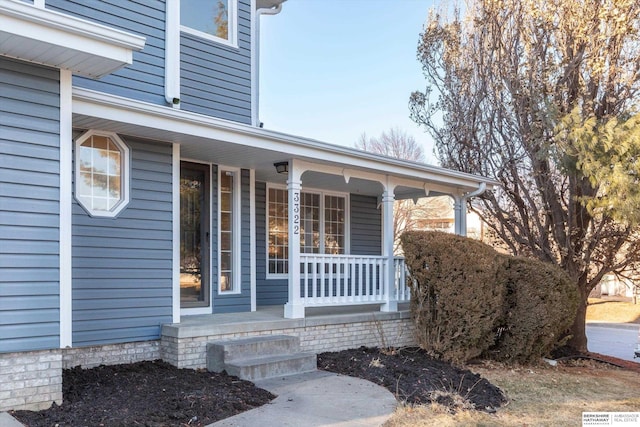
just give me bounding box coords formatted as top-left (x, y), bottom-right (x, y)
top-left (10, 360), bottom-right (275, 427)
top-left (318, 346), bottom-right (508, 412)
top-left (13, 346), bottom-right (636, 426)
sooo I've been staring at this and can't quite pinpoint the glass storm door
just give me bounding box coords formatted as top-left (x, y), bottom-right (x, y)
top-left (180, 162), bottom-right (210, 308)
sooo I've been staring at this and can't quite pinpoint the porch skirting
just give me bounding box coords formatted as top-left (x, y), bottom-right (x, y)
top-left (161, 308), bottom-right (416, 369)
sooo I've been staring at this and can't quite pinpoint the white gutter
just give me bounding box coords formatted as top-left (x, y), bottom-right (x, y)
top-left (251, 0), bottom-right (285, 126)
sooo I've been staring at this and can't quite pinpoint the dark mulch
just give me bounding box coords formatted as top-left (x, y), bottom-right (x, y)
top-left (11, 347), bottom-right (514, 426)
top-left (318, 346), bottom-right (507, 412)
top-left (10, 360), bottom-right (275, 427)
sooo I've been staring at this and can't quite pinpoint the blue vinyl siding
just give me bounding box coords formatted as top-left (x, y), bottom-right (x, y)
top-left (213, 169), bottom-right (251, 313)
top-left (180, 0), bottom-right (252, 123)
top-left (350, 195), bottom-right (382, 255)
top-left (48, 0), bottom-right (253, 123)
top-left (46, 0), bottom-right (167, 105)
top-left (0, 58), bottom-right (60, 353)
top-left (72, 138), bottom-right (173, 347)
top-left (255, 181), bottom-right (287, 306)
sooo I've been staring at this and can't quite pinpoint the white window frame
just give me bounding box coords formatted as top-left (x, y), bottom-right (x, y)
top-left (265, 184), bottom-right (350, 279)
top-left (74, 129), bottom-right (130, 218)
top-left (266, 184), bottom-right (289, 278)
top-left (180, 0), bottom-right (238, 48)
top-left (218, 166), bottom-right (242, 294)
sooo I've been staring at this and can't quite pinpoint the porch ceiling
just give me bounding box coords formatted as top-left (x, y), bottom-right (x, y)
top-left (72, 88), bottom-right (498, 199)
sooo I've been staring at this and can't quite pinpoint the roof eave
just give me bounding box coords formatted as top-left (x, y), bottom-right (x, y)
top-left (0, 0), bottom-right (145, 78)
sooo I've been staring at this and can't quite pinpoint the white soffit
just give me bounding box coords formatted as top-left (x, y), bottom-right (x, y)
top-left (0, 0), bottom-right (145, 78)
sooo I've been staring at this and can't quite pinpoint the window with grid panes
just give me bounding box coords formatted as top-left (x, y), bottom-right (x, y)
top-left (267, 187), bottom-right (347, 276)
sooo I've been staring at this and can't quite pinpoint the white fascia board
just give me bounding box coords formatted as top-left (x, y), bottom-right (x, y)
top-left (0, 0), bottom-right (145, 78)
top-left (72, 88), bottom-right (497, 191)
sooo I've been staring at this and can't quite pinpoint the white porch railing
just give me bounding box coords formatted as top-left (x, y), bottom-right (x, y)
top-left (298, 254), bottom-right (410, 307)
top-left (394, 257), bottom-right (411, 302)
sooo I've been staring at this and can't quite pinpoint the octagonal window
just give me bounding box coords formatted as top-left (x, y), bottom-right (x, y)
top-left (75, 130), bottom-right (130, 217)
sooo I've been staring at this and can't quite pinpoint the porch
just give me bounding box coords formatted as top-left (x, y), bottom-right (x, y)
top-left (72, 89), bottom-right (496, 324)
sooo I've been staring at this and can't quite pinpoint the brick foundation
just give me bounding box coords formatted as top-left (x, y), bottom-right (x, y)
top-left (63, 341), bottom-right (161, 369)
top-left (0, 349), bottom-right (63, 411)
top-left (1, 341), bottom-right (161, 412)
top-left (161, 313), bottom-right (416, 369)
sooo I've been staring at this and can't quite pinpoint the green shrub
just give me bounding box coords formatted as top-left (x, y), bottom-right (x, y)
top-left (400, 231), bottom-right (507, 364)
top-left (485, 256), bottom-right (579, 363)
top-left (401, 230), bottom-right (580, 365)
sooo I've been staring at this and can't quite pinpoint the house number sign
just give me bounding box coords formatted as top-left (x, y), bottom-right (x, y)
top-left (292, 191), bottom-right (300, 235)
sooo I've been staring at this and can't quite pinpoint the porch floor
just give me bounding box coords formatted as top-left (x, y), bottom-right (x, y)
top-left (162, 304), bottom-right (410, 339)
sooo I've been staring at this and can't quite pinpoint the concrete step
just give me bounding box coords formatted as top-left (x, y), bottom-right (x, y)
top-left (224, 352), bottom-right (317, 381)
top-left (207, 335), bottom-right (300, 372)
top-left (206, 335), bottom-right (318, 381)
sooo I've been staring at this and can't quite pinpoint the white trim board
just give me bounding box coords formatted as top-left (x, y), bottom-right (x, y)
top-left (59, 68), bottom-right (72, 348)
top-left (172, 143), bottom-right (181, 323)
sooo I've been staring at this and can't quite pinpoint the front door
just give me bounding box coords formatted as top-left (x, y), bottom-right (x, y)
top-left (180, 161), bottom-right (210, 308)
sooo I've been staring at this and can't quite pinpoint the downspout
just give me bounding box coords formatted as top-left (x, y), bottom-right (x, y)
top-left (165, 0), bottom-right (180, 108)
top-left (465, 182), bottom-right (487, 200)
top-left (251, 1), bottom-right (285, 126)
top-left (455, 182), bottom-right (487, 236)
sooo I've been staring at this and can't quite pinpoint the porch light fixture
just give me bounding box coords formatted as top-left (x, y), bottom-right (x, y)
top-left (274, 161), bottom-right (289, 174)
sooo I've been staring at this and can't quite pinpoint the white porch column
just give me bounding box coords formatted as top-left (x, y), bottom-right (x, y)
top-left (284, 160), bottom-right (305, 318)
top-left (381, 181), bottom-right (398, 312)
top-left (453, 194), bottom-right (467, 236)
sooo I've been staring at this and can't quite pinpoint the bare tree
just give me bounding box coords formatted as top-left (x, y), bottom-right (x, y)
top-left (356, 127), bottom-right (425, 162)
top-left (410, 0), bottom-right (640, 351)
top-left (356, 128), bottom-right (452, 252)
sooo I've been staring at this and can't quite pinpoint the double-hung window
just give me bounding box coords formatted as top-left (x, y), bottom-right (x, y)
top-left (267, 186), bottom-right (348, 276)
top-left (181, 0), bottom-right (237, 47)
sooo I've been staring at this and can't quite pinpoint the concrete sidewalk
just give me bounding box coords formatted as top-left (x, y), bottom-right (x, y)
top-left (0, 412), bottom-right (24, 427)
top-left (210, 370), bottom-right (397, 427)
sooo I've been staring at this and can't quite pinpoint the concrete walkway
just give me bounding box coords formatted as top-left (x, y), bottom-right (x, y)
top-left (210, 370), bottom-right (397, 427)
top-left (0, 412), bottom-right (24, 427)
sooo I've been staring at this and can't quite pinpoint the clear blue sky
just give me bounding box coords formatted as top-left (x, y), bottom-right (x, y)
top-left (259, 0), bottom-right (437, 163)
